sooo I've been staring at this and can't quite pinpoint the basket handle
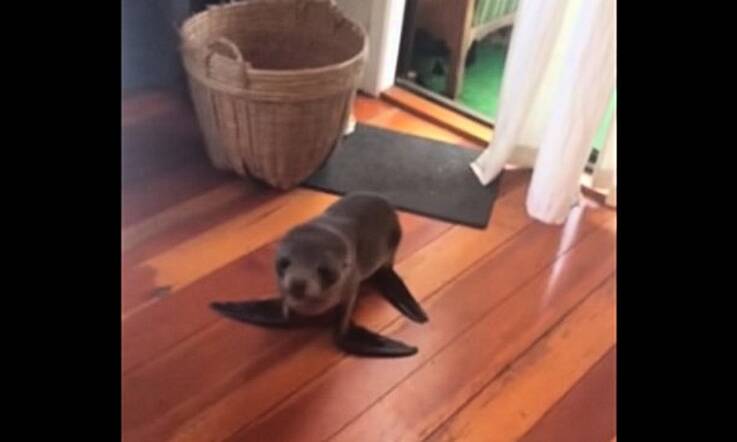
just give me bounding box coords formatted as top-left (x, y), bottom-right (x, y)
top-left (205, 37), bottom-right (244, 65)
top-left (204, 37), bottom-right (250, 85)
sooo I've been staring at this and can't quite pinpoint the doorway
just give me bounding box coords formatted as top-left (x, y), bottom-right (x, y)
top-left (396, 0), bottom-right (518, 125)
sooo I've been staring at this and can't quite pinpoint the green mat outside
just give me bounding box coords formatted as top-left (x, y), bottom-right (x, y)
top-left (413, 40), bottom-right (508, 120)
top-left (410, 38), bottom-right (615, 151)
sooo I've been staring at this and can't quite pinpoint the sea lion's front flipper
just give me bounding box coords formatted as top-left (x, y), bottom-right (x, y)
top-left (210, 299), bottom-right (334, 329)
top-left (368, 267), bottom-right (429, 323)
top-left (335, 322), bottom-right (418, 357)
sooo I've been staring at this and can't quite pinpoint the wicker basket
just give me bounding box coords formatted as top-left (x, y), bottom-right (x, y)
top-left (179, 0), bottom-right (368, 189)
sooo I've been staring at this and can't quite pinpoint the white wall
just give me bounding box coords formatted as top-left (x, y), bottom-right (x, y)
top-left (335, 0), bottom-right (406, 96)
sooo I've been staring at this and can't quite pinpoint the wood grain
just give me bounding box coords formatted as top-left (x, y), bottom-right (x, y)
top-left (121, 90), bottom-right (616, 442)
top-left (382, 86), bottom-right (493, 146)
top-left (122, 107), bottom-right (209, 194)
top-left (427, 277), bottom-right (616, 442)
top-left (122, 90), bottom-right (185, 127)
top-left (122, 214), bottom-right (454, 442)
top-left (353, 93), bottom-right (397, 122)
top-left (365, 106), bottom-right (479, 149)
top-left (122, 180), bottom-right (526, 442)
top-left (227, 213), bottom-right (614, 441)
top-left (327, 219), bottom-right (615, 442)
top-left (122, 209), bottom-right (451, 374)
top-left (122, 187), bottom-right (278, 267)
top-left (122, 116), bottom-right (233, 228)
top-left (122, 190), bottom-right (335, 318)
top-left (519, 347), bottom-right (617, 442)
top-left (123, 180), bottom-right (271, 252)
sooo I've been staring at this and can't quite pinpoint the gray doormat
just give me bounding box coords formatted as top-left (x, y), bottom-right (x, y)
top-left (302, 124), bottom-right (501, 229)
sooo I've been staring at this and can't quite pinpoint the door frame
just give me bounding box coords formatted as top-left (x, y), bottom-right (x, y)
top-left (337, 0), bottom-right (407, 96)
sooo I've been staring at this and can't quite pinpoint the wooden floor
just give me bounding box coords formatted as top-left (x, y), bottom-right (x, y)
top-left (122, 90), bottom-right (617, 442)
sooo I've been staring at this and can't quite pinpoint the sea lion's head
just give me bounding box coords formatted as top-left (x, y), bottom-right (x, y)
top-left (275, 224), bottom-right (350, 316)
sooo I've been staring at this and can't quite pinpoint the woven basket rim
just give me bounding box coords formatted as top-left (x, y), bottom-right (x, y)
top-left (180, 41), bottom-right (368, 78)
top-left (179, 0), bottom-right (368, 78)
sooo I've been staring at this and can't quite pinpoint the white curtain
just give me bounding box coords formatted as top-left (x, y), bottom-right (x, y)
top-left (470, 0), bottom-right (616, 225)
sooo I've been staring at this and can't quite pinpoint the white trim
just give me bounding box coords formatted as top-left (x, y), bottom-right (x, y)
top-left (336, 0), bottom-right (406, 96)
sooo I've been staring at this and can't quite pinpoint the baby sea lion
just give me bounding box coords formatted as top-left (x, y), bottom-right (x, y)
top-left (211, 192), bottom-right (428, 357)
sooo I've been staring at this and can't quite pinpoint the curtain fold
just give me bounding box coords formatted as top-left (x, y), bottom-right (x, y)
top-left (470, 0), bottom-right (616, 224)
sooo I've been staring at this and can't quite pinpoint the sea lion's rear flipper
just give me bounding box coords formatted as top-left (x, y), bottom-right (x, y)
top-left (210, 299), bottom-right (334, 329)
top-left (335, 322), bottom-right (418, 357)
top-left (368, 267), bottom-right (429, 323)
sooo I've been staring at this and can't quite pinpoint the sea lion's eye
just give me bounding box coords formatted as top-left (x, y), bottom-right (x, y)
top-left (317, 266), bottom-right (337, 288)
top-left (276, 258), bottom-right (290, 277)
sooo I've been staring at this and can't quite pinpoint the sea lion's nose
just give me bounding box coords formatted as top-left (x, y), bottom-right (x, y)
top-left (289, 279), bottom-right (307, 298)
